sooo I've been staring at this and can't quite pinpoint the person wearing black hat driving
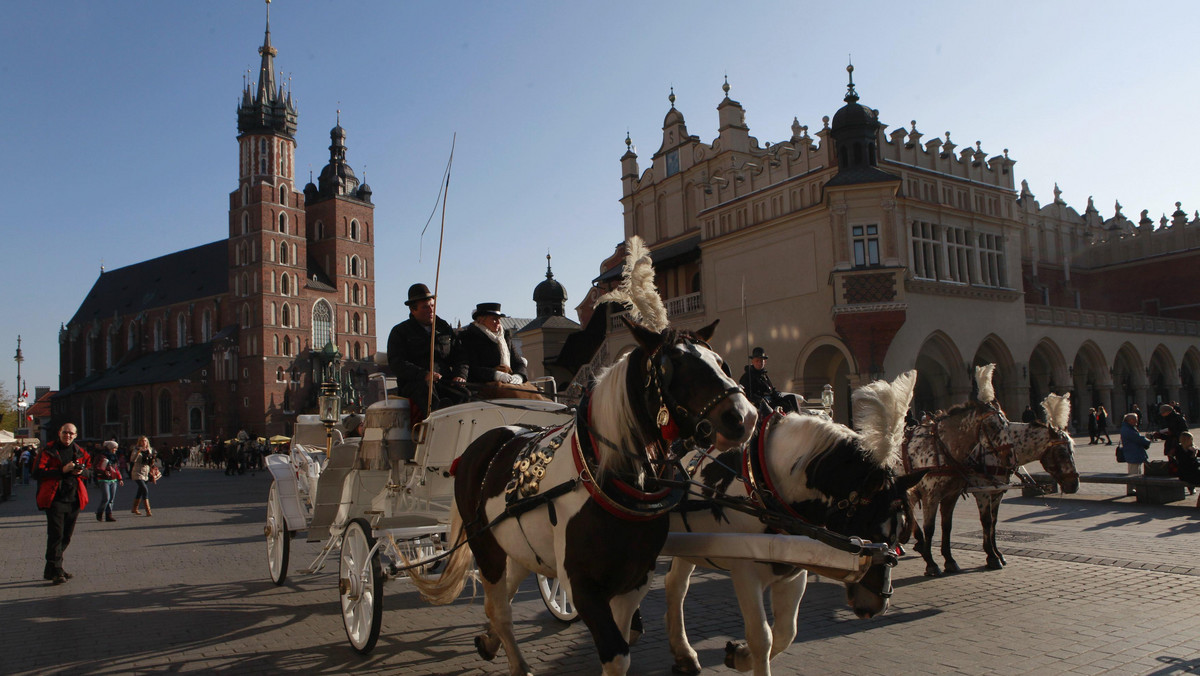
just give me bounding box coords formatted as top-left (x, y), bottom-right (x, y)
top-left (458, 302), bottom-right (530, 386)
top-left (386, 284), bottom-right (469, 419)
top-left (739, 347), bottom-right (788, 412)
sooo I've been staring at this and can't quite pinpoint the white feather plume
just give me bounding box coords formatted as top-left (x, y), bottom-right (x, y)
top-left (1041, 392), bottom-right (1071, 429)
top-left (975, 364), bottom-right (996, 404)
top-left (852, 370), bottom-right (918, 465)
top-left (595, 236), bottom-right (669, 332)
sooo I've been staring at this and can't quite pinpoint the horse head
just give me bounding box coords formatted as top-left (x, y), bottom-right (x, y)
top-left (592, 319), bottom-right (756, 480)
top-left (764, 370), bottom-right (920, 618)
top-left (1029, 392), bottom-right (1079, 493)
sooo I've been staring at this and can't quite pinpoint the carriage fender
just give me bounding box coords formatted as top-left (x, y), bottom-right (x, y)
top-left (662, 532), bottom-right (871, 582)
top-left (266, 454), bottom-right (309, 532)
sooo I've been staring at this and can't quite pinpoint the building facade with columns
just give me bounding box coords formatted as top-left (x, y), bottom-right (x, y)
top-left (586, 71), bottom-right (1200, 429)
top-left (53, 14), bottom-right (378, 444)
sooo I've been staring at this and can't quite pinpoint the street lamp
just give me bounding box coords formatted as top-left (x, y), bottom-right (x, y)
top-left (821, 383), bottom-right (834, 415)
top-left (319, 380), bottom-right (341, 454)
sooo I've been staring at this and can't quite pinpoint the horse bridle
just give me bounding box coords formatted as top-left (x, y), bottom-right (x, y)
top-left (644, 336), bottom-right (742, 446)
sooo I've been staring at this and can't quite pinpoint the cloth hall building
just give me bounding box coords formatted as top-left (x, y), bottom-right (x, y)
top-left (53, 17), bottom-right (377, 444)
top-left (588, 71), bottom-right (1200, 431)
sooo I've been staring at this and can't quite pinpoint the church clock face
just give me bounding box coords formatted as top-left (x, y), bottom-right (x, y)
top-left (666, 149), bottom-right (679, 177)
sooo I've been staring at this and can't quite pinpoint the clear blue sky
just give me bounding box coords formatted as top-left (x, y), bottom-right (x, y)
top-left (3, 0), bottom-right (1198, 397)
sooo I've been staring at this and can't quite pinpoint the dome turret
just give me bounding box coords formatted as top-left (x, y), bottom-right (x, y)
top-left (533, 254), bottom-right (567, 318)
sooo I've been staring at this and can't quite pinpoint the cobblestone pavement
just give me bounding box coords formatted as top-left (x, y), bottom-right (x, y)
top-left (2, 438), bottom-right (1199, 675)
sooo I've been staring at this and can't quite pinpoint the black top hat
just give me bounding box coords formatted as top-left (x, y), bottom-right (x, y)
top-left (405, 283), bottom-right (435, 307)
top-left (749, 347), bottom-right (769, 360)
top-left (472, 302), bottom-right (506, 319)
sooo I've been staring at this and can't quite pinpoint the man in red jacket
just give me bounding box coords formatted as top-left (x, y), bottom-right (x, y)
top-left (32, 423), bottom-right (90, 584)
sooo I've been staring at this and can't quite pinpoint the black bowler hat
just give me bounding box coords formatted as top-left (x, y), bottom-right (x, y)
top-left (749, 347), bottom-right (769, 360)
top-left (472, 302), bottom-right (507, 319)
top-left (405, 283), bottom-right (435, 307)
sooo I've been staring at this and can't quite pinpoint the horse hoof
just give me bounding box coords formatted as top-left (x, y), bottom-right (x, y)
top-left (724, 641), bottom-right (750, 670)
top-left (986, 558), bottom-right (1004, 570)
top-left (997, 553), bottom-right (1007, 566)
top-left (924, 566), bottom-right (942, 577)
top-left (943, 562), bottom-right (961, 575)
top-left (474, 635), bottom-right (497, 661)
top-left (671, 658), bottom-right (702, 675)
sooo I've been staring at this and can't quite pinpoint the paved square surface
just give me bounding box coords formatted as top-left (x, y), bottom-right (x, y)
top-left (3, 439), bottom-right (1199, 675)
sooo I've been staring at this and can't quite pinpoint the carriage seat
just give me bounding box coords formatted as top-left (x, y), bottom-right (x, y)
top-left (308, 440), bottom-right (360, 540)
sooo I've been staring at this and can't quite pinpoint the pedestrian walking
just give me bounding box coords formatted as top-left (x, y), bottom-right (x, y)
top-left (1097, 405), bottom-right (1113, 444)
top-left (129, 436), bottom-right (157, 517)
top-left (32, 423), bottom-right (90, 584)
top-left (93, 447), bottom-right (123, 522)
top-left (1087, 408), bottom-right (1099, 445)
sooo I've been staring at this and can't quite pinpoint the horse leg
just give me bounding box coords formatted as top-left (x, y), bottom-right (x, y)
top-left (918, 491), bottom-right (942, 577)
top-left (477, 562), bottom-right (533, 676)
top-left (573, 584), bottom-right (634, 676)
top-left (977, 492), bottom-right (1005, 568)
top-left (724, 567), bottom-right (772, 675)
top-left (664, 559), bottom-right (702, 675)
top-left (768, 569), bottom-right (808, 661)
top-left (938, 495), bottom-right (961, 575)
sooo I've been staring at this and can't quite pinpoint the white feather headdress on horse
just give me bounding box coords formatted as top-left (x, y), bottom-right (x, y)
top-left (852, 370), bottom-right (917, 466)
top-left (595, 236), bottom-right (669, 332)
top-left (974, 364), bottom-right (996, 404)
top-left (1041, 392), bottom-right (1071, 429)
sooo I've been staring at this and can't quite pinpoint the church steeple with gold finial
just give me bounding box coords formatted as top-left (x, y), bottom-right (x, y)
top-left (238, 0), bottom-right (297, 138)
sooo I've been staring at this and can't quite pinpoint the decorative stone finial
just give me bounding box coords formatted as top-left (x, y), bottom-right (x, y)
top-left (822, 115), bottom-right (830, 129)
top-left (669, 86), bottom-right (675, 108)
top-left (625, 131), bottom-right (631, 149)
top-left (722, 75), bottom-right (730, 97)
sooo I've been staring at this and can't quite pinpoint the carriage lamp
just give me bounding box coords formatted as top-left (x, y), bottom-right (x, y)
top-left (319, 381), bottom-right (341, 453)
top-left (821, 384), bottom-right (834, 414)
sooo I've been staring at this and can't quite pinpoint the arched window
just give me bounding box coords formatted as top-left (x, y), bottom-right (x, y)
top-left (241, 212), bottom-right (249, 235)
top-left (127, 323), bottom-right (137, 351)
top-left (189, 407), bottom-right (203, 432)
top-left (201, 310), bottom-right (212, 342)
top-left (279, 243), bottom-right (288, 265)
top-left (240, 273), bottom-right (249, 297)
top-left (176, 314), bottom-right (187, 348)
top-left (282, 303), bottom-right (291, 328)
top-left (350, 255), bottom-right (360, 277)
top-left (276, 366), bottom-right (286, 382)
top-left (241, 304), bottom-right (251, 329)
top-left (273, 334), bottom-right (280, 355)
top-left (153, 320), bottom-right (164, 351)
top-left (312, 300), bottom-right (333, 347)
top-left (241, 184), bottom-right (249, 206)
top-left (157, 390), bottom-right (172, 435)
top-left (350, 219), bottom-right (359, 241)
top-left (131, 392), bottom-right (145, 436)
top-left (352, 284), bottom-right (360, 305)
top-left (352, 312), bottom-right (361, 335)
top-left (291, 243), bottom-right (297, 265)
top-left (81, 397), bottom-right (95, 439)
top-left (106, 394), bottom-right (119, 424)
top-left (279, 184), bottom-right (288, 205)
top-left (279, 212), bottom-right (288, 234)
top-left (283, 335), bottom-right (292, 357)
top-left (315, 220), bottom-right (324, 239)
top-left (354, 342), bottom-right (363, 360)
top-left (280, 273), bottom-right (290, 296)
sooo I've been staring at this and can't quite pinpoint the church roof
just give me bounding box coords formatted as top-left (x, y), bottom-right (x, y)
top-left (55, 342), bottom-right (214, 397)
top-left (69, 241), bottom-right (228, 326)
top-left (517, 314), bottom-right (581, 333)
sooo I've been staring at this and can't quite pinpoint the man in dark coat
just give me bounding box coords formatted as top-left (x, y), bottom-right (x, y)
top-left (386, 283), bottom-right (469, 418)
top-left (1159, 403), bottom-right (1190, 466)
top-left (458, 302), bottom-right (529, 385)
top-left (739, 347), bottom-right (793, 412)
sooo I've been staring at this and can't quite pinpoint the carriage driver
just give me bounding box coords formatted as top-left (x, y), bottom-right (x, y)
top-left (386, 283), bottom-right (469, 420)
top-left (739, 347), bottom-right (796, 413)
top-left (458, 302), bottom-right (529, 386)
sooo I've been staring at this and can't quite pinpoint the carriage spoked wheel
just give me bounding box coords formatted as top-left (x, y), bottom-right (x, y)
top-left (340, 519), bottom-right (383, 654)
top-left (265, 482), bottom-right (290, 586)
top-left (536, 573), bottom-right (578, 622)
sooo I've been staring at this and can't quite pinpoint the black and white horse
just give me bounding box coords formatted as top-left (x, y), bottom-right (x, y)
top-left (409, 320), bottom-right (757, 676)
top-left (665, 371), bottom-right (924, 676)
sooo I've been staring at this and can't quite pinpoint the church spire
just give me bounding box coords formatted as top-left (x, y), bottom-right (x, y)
top-left (256, 0), bottom-right (277, 104)
top-left (237, 0), bottom-right (297, 138)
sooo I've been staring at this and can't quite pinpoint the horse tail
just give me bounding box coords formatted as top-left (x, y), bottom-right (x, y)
top-left (404, 500), bottom-right (473, 605)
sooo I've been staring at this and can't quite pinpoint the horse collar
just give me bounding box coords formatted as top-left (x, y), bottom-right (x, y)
top-left (571, 428), bottom-right (682, 521)
top-left (743, 411), bottom-right (807, 525)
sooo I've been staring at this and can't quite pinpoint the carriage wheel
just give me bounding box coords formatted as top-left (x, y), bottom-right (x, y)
top-left (265, 482), bottom-right (290, 586)
top-left (537, 573), bottom-right (578, 623)
top-left (340, 519), bottom-right (383, 654)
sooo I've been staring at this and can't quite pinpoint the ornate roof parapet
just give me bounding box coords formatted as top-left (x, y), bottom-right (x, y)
top-left (877, 120), bottom-right (1014, 189)
top-left (1171, 201), bottom-right (1189, 228)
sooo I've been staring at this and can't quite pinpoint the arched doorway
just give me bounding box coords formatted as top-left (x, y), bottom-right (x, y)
top-left (798, 343), bottom-right (852, 424)
top-left (913, 331), bottom-right (966, 417)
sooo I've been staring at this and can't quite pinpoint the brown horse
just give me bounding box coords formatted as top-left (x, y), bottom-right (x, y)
top-left (407, 320), bottom-right (757, 676)
top-left (901, 365), bottom-right (1079, 576)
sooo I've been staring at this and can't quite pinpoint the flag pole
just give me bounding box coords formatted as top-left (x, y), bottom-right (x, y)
top-left (427, 134), bottom-right (456, 411)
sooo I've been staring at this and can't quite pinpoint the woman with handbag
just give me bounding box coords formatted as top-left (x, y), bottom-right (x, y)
top-left (1120, 413), bottom-right (1154, 497)
top-left (129, 436), bottom-right (158, 517)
